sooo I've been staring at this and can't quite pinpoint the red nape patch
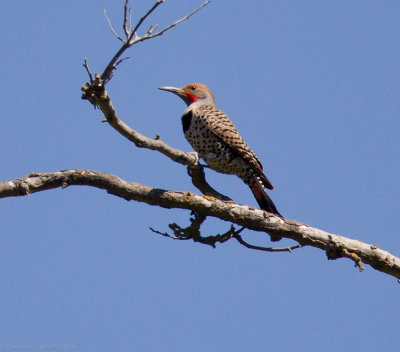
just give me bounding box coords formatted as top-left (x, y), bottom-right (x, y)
top-left (185, 93), bottom-right (199, 102)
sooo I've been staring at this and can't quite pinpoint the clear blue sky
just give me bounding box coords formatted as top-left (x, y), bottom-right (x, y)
top-left (0, 0), bottom-right (399, 351)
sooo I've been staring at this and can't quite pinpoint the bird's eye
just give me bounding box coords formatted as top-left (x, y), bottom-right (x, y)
top-left (191, 86), bottom-right (196, 90)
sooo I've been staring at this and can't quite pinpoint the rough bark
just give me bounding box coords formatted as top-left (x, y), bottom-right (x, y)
top-left (1, 170), bottom-right (399, 280)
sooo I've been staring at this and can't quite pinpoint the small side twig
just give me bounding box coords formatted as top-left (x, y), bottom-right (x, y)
top-left (83, 58), bottom-right (93, 83)
top-left (341, 248), bottom-right (364, 272)
top-left (150, 211), bottom-right (231, 248)
top-left (104, 9), bottom-right (123, 41)
top-left (150, 214), bottom-right (302, 253)
top-left (115, 56), bottom-right (131, 68)
top-left (233, 231), bottom-right (302, 253)
top-left (150, 211), bottom-right (215, 247)
top-left (123, 0), bottom-right (131, 38)
top-left (149, 227), bottom-right (190, 241)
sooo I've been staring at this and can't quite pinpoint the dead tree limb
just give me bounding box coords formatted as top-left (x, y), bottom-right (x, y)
top-left (1, 170), bottom-right (399, 280)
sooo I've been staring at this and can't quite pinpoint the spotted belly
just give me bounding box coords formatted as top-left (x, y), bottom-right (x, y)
top-left (182, 108), bottom-right (255, 184)
top-left (185, 130), bottom-right (252, 182)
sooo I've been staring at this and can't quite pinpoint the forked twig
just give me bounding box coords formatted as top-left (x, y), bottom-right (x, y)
top-left (131, 0), bottom-right (164, 37)
top-left (83, 58), bottom-right (93, 83)
top-left (150, 215), bottom-right (302, 253)
top-left (98, 0), bottom-right (210, 83)
top-left (146, 0), bottom-right (210, 40)
top-left (123, 0), bottom-right (131, 38)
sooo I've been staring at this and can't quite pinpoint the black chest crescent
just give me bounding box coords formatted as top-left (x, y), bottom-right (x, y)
top-left (181, 110), bottom-right (193, 133)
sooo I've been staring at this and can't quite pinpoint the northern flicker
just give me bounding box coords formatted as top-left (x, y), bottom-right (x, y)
top-left (159, 83), bottom-right (282, 217)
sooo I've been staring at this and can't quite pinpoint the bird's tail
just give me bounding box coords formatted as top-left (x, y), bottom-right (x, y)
top-left (250, 178), bottom-right (282, 217)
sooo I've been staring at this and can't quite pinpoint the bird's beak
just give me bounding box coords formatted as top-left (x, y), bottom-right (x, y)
top-left (159, 86), bottom-right (192, 105)
top-left (158, 86), bottom-right (184, 97)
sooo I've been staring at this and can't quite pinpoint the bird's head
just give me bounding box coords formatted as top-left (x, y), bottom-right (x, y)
top-left (159, 83), bottom-right (215, 106)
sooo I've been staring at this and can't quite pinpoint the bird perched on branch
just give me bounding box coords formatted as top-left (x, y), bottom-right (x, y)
top-left (159, 83), bottom-right (282, 217)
